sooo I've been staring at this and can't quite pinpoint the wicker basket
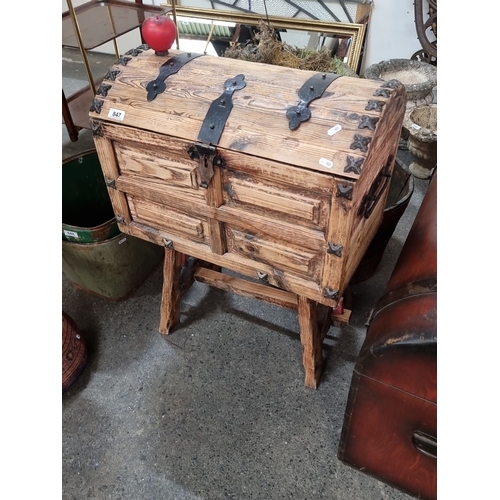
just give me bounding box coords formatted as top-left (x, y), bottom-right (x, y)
top-left (62, 312), bottom-right (88, 392)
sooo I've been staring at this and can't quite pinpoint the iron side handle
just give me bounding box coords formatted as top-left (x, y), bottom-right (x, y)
top-left (357, 154), bottom-right (393, 219)
top-left (412, 430), bottom-right (437, 458)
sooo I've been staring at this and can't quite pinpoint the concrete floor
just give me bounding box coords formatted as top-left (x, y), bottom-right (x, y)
top-left (62, 47), bottom-right (431, 500)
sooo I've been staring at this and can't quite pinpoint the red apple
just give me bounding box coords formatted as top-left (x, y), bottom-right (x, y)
top-left (142, 15), bottom-right (177, 55)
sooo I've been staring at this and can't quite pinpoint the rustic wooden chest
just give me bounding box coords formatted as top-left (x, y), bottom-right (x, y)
top-left (89, 47), bottom-right (406, 387)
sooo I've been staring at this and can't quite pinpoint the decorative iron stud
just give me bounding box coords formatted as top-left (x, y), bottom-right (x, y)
top-left (323, 288), bottom-right (339, 300)
top-left (350, 134), bottom-right (372, 153)
top-left (381, 79), bottom-right (401, 89)
top-left (373, 88), bottom-right (391, 98)
top-left (104, 69), bottom-right (120, 81)
top-left (214, 155), bottom-right (225, 167)
top-left (327, 243), bottom-right (343, 257)
top-left (162, 239), bottom-right (173, 249)
top-left (96, 83), bottom-right (112, 97)
top-left (344, 156), bottom-right (364, 175)
top-left (115, 56), bottom-right (132, 66)
top-left (89, 119), bottom-right (103, 137)
top-left (337, 183), bottom-right (353, 200)
top-left (105, 178), bottom-right (116, 189)
top-left (358, 115), bottom-right (379, 130)
top-left (365, 100), bottom-right (385, 112)
top-left (90, 99), bottom-right (104, 114)
top-left (116, 216), bottom-right (125, 224)
top-left (257, 271), bottom-right (269, 283)
top-left (125, 48), bottom-right (142, 56)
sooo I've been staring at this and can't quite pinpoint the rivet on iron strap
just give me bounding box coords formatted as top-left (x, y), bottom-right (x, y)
top-left (286, 72), bottom-right (342, 130)
top-left (197, 74), bottom-right (246, 145)
top-left (146, 52), bottom-right (204, 102)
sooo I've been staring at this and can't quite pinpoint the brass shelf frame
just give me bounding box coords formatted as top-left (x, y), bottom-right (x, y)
top-left (62, 0), bottom-right (171, 141)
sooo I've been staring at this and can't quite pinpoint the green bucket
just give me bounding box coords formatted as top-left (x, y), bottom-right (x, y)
top-left (62, 150), bottom-right (120, 243)
top-left (62, 233), bottom-right (163, 301)
top-left (62, 149), bottom-right (163, 300)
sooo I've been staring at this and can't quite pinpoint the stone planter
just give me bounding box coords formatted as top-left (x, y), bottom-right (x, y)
top-left (365, 58), bottom-right (437, 108)
top-left (338, 62), bottom-right (359, 78)
top-left (403, 104), bottom-right (437, 180)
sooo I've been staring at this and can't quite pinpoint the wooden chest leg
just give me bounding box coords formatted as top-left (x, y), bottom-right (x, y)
top-left (298, 296), bottom-right (324, 389)
top-left (159, 246), bottom-right (183, 335)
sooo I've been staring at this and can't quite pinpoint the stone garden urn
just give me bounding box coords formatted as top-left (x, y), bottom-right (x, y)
top-left (403, 103), bottom-right (437, 179)
top-left (365, 58), bottom-right (437, 108)
top-left (365, 58), bottom-right (437, 153)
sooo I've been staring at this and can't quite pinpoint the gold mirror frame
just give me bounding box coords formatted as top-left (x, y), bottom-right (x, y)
top-left (170, 5), bottom-right (366, 72)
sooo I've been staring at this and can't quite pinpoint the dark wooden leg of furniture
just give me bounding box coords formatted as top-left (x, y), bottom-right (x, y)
top-left (317, 303), bottom-right (333, 338)
top-left (298, 296), bottom-right (324, 389)
top-left (62, 89), bottom-right (80, 142)
top-left (159, 246), bottom-right (183, 334)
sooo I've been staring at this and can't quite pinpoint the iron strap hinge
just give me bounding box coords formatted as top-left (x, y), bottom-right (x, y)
top-left (197, 74), bottom-right (246, 145)
top-left (287, 72), bottom-right (342, 130)
top-left (146, 52), bottom-right (204, 101)
top-left (188, 74), bottom-right (246, 188)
